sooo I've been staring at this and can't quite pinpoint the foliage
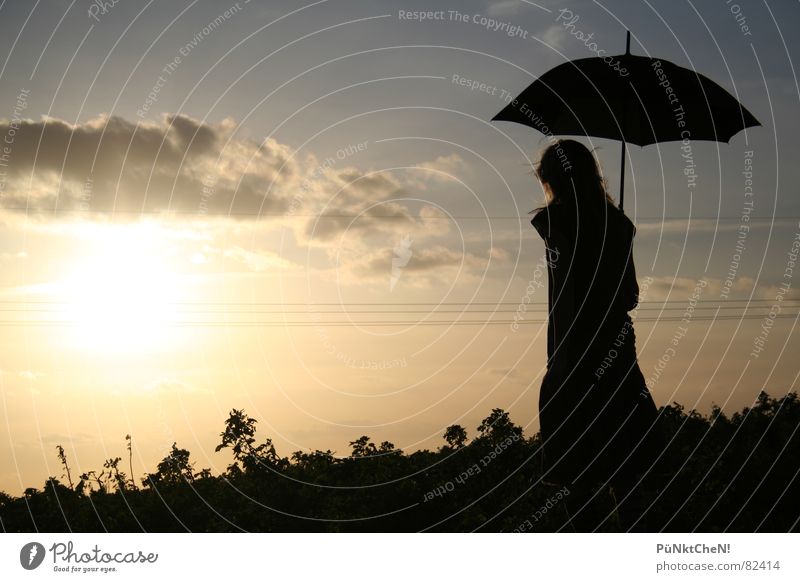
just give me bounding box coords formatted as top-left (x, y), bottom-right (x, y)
top-left (1, 392), bottom-right (799, 532)
top-left (215, 409), bottom-right (284, 473)
top-left (443, 425), bottom-right (468, 449)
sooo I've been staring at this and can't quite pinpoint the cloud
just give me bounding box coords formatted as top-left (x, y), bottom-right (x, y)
top-left (403, 245), bottom-right (488, 272)
top-left (334, 243), bottom-right (504, 289)
top-left (643, 276), bottom-right (720, 301)
top-left (419, 205), bottom-right (451, 237)
top-left (0, 115), bottom-right (465, 232)
top-left (0, 112), bottom-right (470, 242)
top-left (0, 250), bottom-right (27, 261)
top-left (221, 246), bottom-right (301, 273)
top-left (414, 153), bottom-right (469, 184)
top-left (488, 367), bottom-right (522, 379)
top-left (539, 24), bottom-right (564, 51)
top-left (490, 246), bottom-right (511, 261)
top-left (18, 371), bottom-right (44, 381)
top-left (486, 1), bottom-right (526, 17)
top-left (143, 378), bottom-right (209, 394)
top-left (307, 201), bottom-right (415, 243)
top-left (634, 218), bottom-right (771, 235)
top-left (639, 275), bottom-right (796, 303)
top-left (0, 113), bottom-right (501, 281)
top-left (300, 172), bottom-right (453, 246)
top-left (0, 113), bottom-right (301, 217)
top-left (40, 432), bottom-right (94, 445)
top-left (753, 283), bottom-right (800, 302)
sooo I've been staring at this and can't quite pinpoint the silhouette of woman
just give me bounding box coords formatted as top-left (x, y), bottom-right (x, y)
top-left (530, 139), bottom-right (660, 531)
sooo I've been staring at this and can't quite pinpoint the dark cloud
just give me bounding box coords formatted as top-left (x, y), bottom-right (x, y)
top-left (0, 113), bottom-right (298, 217)
top-left (0, 113), bottom-right (469, 255)
top-left (307, 201), bottom-right (416, 242)
top-left (348, 245), bottom-right (493, 283)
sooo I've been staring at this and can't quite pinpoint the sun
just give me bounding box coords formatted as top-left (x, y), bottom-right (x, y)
top-left (62, 226), bottom-right (182, 353)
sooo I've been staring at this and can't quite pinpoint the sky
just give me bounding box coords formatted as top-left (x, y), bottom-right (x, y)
top-left (0, 0), bottom-right (799, 494)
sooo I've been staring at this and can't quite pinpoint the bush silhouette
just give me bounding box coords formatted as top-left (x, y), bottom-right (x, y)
top-left (1, 392), bottom-right (798, 532)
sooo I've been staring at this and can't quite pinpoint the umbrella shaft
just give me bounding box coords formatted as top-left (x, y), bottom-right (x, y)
top-left (619, 140), bottom-right (626, 211)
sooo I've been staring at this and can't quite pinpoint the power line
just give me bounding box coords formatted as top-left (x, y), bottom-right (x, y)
top-left (0, 313), bottom-right (796, 327)
top-left (1, 206), bottom-right (798, 221)
top-left (0, 306), bottom-right (787, 314)
top-left (0, 305), bottom-right (794, 316)
top-left (0, 299), bottom-right (795, 306)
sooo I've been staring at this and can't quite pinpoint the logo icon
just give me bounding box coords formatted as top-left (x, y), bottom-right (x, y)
top-left (20, 542), bottom-right (46, 570)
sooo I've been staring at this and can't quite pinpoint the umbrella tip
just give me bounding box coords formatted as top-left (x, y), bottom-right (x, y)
top-left (625, 30), bottom-right (631, 55)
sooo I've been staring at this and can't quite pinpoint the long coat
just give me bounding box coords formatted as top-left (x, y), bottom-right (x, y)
top-left (531, 201), bottom-right (660, 488)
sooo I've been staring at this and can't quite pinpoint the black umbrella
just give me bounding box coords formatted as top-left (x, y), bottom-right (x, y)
top-left (492, 32), bottom-right (760, 210)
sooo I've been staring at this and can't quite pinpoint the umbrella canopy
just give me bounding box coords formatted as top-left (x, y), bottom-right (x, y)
top-left (492, 32), bottom-right (760, 208)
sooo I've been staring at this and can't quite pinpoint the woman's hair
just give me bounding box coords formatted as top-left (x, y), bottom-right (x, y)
top-left (532, 139), bottom-right (614, 212)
